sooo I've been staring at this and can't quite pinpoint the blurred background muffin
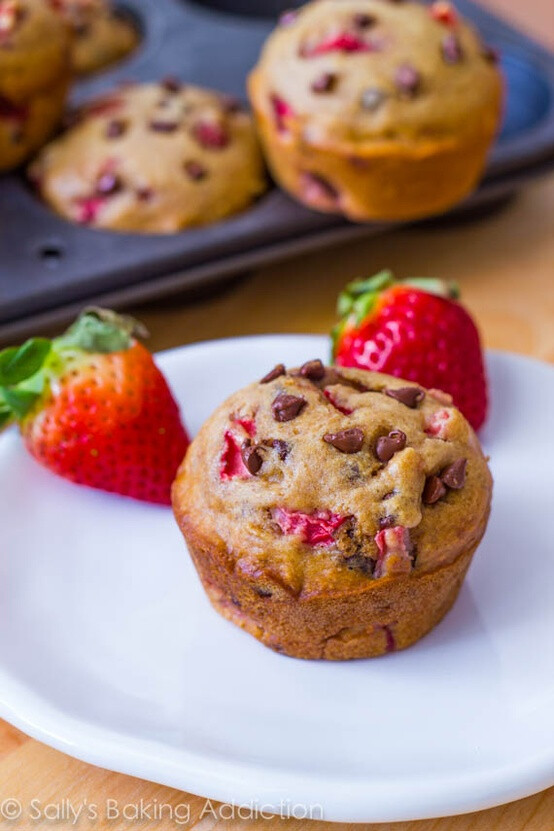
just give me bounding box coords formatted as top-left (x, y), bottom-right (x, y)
top-left (0, 0), bottom-right (71, 171)
top-left (29, 80), bottom-right (267, 233)
top-left (52, 0), bottom-right (139, 75)
top-left (249, 0), bottom-right (503, 221)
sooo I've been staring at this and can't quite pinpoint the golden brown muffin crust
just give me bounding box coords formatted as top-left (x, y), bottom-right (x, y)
top-left (248, 0), bottom-right (502, 221)
top-left (30, 81), bottom-right (267, 233)
top-left (250, 0), bottom-right (501, 144)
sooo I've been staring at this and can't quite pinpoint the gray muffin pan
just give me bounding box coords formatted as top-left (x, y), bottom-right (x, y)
top-left (0, 0), bottom-right (553, 340)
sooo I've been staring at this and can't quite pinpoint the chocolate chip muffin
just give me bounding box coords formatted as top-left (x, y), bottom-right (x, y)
top-left (29, 81), bottom-right (267, 233)
top-left (248, 0), bottom-right (503, 221)
top-left (172, 361), bottom-right (492, 660)
top-left (0, 0), bottom-right (71, 172)
top-left (54, 0), bottom-right (138, 76)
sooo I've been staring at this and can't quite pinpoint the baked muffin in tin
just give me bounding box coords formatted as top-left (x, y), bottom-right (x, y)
top-left (54, 0), bottom-right (139, 76)
top-left (0, 0), bottom-right (71, 171)
top-left (248, 0), bottom-right (503, 221)
top-left (173, 361), bottom-right (492, 660)
top-left (30, 81), bottom-right (267, 233)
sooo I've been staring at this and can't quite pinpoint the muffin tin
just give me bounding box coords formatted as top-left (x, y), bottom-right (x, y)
top-left (1, 0), bottom-right (553, 340)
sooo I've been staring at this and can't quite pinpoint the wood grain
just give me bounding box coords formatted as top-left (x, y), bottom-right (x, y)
top-left (1, 0), bottom-right (553, 828)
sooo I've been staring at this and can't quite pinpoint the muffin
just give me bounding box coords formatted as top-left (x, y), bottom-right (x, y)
top-left (248, 0), bottom-right (503, 221)
top-left (30, 81), bottom-right (267, 233)
top-left (54, 0), bottom-right (138, 76)
top-left (0, 0), bottom-right (72, 172)
top-left (172, 360), bottom-right (492, 660)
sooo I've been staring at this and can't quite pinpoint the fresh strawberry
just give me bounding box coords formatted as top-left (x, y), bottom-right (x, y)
top-left (0, 309), bottom-right (189, 504)
top-left (331, 271), bottom-right (488, 430)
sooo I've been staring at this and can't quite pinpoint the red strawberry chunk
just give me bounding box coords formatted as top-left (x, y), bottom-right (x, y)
top-left (270, 94), bottom-right (295, 133)
top-left (324, 388), bottom-right (353, 415)
top-left (0, 95), bottom-right (27, 124)
top-left (302, 32), bottom-right (375, 56)
top-left (233, 417), bottom-right (256, 438)
top-left (383, 624), bottom-right (396, 653)
top-left (430, 1), bottom-right (458, 26)
top-left (75, 196), bottom-right (106, 224)
top-left (220, 431), bottom-right (251, 480)
top-left (374, 526), bottom-right (413, 578)
top-left (424, 408), bottom-right (452, 439)
top-left (273, 507), bottom-right (349, 546)
top-left (191, 120), bottom-right (229, 150)
top-left (0, 1), bottom-right (20, 36)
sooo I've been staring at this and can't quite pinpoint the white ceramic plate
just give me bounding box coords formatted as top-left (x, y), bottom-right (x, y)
top-left (0, 336), bottom-right (553, 824)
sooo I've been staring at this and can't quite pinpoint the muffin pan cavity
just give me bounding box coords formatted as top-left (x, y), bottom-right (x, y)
top-left (0, 0), bottom-right (553, 340)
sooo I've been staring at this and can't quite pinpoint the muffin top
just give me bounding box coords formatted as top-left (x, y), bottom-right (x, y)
top-left (30, 81), bottom-right (267, 233)
top-left (249, 0), bottom-right (502, 145)
top-left (53, 0), bottom-right (138, 75)
top-left (0, 0), bottom-right (72, 101)
top-left (174, 361), bottom-right (492, 597)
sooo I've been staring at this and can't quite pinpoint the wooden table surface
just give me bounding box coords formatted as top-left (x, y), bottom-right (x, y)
top-left (1, 1), bottom-right (553, 829)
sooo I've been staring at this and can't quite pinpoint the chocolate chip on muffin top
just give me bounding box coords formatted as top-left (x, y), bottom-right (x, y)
top-left (176, 362), bottom-right (491, 597)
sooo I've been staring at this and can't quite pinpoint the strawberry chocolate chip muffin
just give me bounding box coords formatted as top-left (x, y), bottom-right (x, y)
top-left (29, 81), bottom-right (267, 233)
top-left (248, 0), bottom-right (503, 221)
top-left (0, 0), bottom-right (71, 172)
top-left (53, 0), bottom-right (139, 76)
top-left (172, 360), bottom-right (492, 659)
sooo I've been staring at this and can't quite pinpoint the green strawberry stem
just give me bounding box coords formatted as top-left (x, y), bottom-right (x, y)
top-left (0, 308), bottom-right (147, 428)
top-left (332, 271), bottom-right (460, 357)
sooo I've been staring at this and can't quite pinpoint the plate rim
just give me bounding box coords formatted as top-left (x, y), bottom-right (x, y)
top-left (0, 334), bottom-right (553, 823)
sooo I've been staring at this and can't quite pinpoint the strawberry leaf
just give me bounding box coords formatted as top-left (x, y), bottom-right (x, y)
top-left (60, 313), bottom-right (131, 354)
top-left (0, 387), bottom-right (39, 419)
top-left (343, 270), bottom-right (394, 299)
top-left (399, 278), bottom-right (459, 299)
top-left (0, 338), bottom-right (51, 386)
top-left (0, 405), bottom-right (13, 430)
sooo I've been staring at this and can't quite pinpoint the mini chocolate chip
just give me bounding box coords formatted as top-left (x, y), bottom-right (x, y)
top-left (311, 72), bottom-right (337, 93)
top-left (272, 393), bottom-right (306, 422)
top-left (96, 172), bottom-right (121, 195)
top-left (184, 160), bottom-right (207, 181)
top-left (161, 76), bottom-right (181, 93)
top-left (423, 475), bottom-right (447, 505)
top-left (482, 45), bottom-right (499, 63)
top-left (241, 442), bottom-right (263, 475)
top-left (105, 119), bottom-right (127, 139)
top-left (323, 428), bottom-right (364, 454)
top-left (74, 21), bottom-right (90, 37)
top-left (344, 553), bottom-right (375, 575)
top-left (375, 429), bottom-right (407, 462)
top-left (256, 587), bottom-right (273, 598)
top-left (385, 386), bottom-right (424, 408)
top-left (379, 515), bottom-right (396, 528)
top-left (136, 187), bottom-right (153, 202)
top-left (441, 458), bottom-right (467, 489)
top-left (149, 120), bottom-right (179, 133)
top-left (353, 12), bottom-right (376, 27)
top-left (260, 363), bottom-right (286, 384)
top-left (394, 63), bottom-right (421, 97)
top-left (220, 94), bottom-right (242, 114)
top-left (361, 87), bottom-right (386, 111)
top-left (266, 438), bottom-right (289, 460)
top-left (442, 33), bottom-right (464, 63)
top-left (300, 359), bottom-right (325, 381)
